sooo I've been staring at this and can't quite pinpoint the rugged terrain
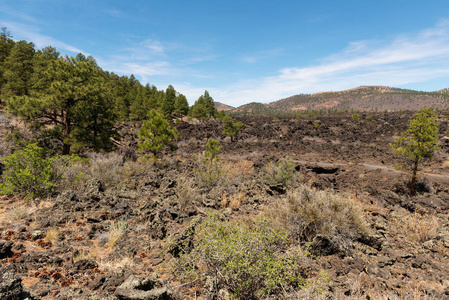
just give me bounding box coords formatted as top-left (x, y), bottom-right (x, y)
top-left (217, 86), bottom-right (449, 113)
top-left (1, 111), bottom-right (449, 299)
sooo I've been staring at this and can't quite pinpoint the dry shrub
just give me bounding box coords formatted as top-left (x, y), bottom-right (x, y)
top-left (45, 228), bottom-right (60, 243)
top-left (85, 153), bottom-right (123, 189)
top-left (392, 208), bottom-right (439, 244)
top-left (224, 160), bottom-right (254, 179)
top-left (220, 193), bottom-right (228, 208)
top-left (176, 175), bottom-right (196, 211)
top-left (229, 192), bottom-right (244, 210)
top-left (261, 185), bottom-right (370, 249)
top-left (58, 152), bottom-right (152, 191)
top-left (442, 160), bottom-right (449, 168)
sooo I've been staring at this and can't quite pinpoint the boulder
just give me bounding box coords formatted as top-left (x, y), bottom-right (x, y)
top-left (115, 274), bottom-right (174, 300)
top-left (0, 265), bottom-right (23, 300)
top-left (0, 240), bottom-right (14, 258)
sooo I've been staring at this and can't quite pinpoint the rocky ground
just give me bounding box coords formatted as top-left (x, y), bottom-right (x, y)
top-left (1, 111), bottom-right (449, 299)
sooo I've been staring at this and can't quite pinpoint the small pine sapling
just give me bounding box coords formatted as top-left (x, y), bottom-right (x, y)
top-left (390, 108), bottom-right (439, 196)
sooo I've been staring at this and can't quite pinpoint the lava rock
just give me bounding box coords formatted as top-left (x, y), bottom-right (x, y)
top-left (0, 240), bottom-right (14, 258)
top-left (0, 265), bottom-right (23, 300)
top-left (115, 274), bottom-right (174, 300)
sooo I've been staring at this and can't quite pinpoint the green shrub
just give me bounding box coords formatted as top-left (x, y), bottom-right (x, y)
top-left (351, 113), bottom-right (360, 122)
top-left (176, 213), bottom-right (304, 298)
top-left (263, 157), bottom-right (296, 187)
top-left (0, 143), bottom-right (57, 200)
top-left (194, 139), bottom-right (225, 188)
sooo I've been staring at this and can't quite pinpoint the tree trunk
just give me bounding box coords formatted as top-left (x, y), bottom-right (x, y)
top-left (410, 158), bottom-right (419, 197)
top-left (63, 115), bottom-right (71, 155)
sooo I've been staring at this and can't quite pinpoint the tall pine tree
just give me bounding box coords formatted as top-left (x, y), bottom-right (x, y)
top-left (7, 54), bottom-right (117, 154)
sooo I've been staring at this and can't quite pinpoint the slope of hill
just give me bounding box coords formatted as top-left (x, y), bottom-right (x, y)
top-left (214, 102), bottom-right (235, 111)
top-left (229, 86), bottom-right (449, 113)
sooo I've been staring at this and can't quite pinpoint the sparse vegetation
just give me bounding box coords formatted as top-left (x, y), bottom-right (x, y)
top-left (390, 108), bottom-right (439, 196)
top-left (176, 213), bottom-right (306, 299)
top-left (263, 157), bottom-right (296, 187)
top-left (261, 186), bottom-right (370, 253)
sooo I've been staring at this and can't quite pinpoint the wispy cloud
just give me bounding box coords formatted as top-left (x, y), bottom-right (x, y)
top-left (2, 22), bottom-right (86, 55)
top-left (212, 20), bottom-right (449, 106)
top-left (0, 6), bottom-right (38, 23)
top-left (241, 48), bottom-right (284, 63)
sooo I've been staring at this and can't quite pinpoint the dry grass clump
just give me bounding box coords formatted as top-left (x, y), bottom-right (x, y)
top-left (220, 192), bottom-right (245, 210)
top-left (176, 175), bottom-right (196, 211)
top-left (57, 152), bottom-right (152, 191)
top-left (442, 160), bottom-right (449, 168)
top-left (261, 185), bottom-right (370, 248)
top-left (106, 220), bottom-right (128, 248)
top-left (392, 208), bottom-right (439, 244)
top-left (45, 228), bottom-right (60, 243)
top-left (224, 160), bottom-right (255, 178)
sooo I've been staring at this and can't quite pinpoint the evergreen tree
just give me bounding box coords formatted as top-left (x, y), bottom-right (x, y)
top-left (2, 40), bottom-right (35, 98)
top-left (138, 109), bottom-right (179, 161)
top-left (0, 27), bottom-right (15, 99)
top-left (162, 84), bottom-right (176, 117)
top-left (174, 93), bottom-right (189, 115)
top-left (189, 90), bottom-right (217, 119)
top-left (7, 54), bottom-right (117, 154)
top-left (390, 108), bottom-right (439, 196)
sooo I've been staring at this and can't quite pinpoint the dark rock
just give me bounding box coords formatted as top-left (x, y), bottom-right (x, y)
top-left (115, 274), bottom-right (174, 300)
top-left (72, 258), bottom-right (99, 271)
top-left (0, 265), bottom-right (23, 300)
top-left (0, 240), bottom-right (14, 258)
top-left (56, 190), bottom-right (79, 203)
top-left (31, 230), bottom-right (45, 240)
top-left (310, 234), bottom-right (348, 256)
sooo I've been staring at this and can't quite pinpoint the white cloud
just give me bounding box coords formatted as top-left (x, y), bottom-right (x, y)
top-left (2, 22), bottom-right (86, 55)
top-left (211, 20), bottom-right (449, 106)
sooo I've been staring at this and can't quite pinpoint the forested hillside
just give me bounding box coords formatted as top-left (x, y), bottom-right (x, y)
top-left (0, 27), bottom-right (217, 154)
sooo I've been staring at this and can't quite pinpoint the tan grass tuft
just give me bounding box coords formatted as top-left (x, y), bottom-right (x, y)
top-left (392, 208), bottom-right (439, 244)
top-left (229, 192), bottom-right (244, 210)
top-left (45, 228), bottom-right (60, 243)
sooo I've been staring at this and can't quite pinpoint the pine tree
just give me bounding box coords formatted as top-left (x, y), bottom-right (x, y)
top-left (0, 27), bottom-right (15, 100)
top-left (138, 109), bottom-right (179, 161)
top-left (174, 93), bottom-right (189, 115)
top-left (390, 108), bottom-right (439, 196)
top-left (162, 84), bottom-right (176, 117)
top-left (2, 40), bottom-right (35, 98)
top-left (189, 90), bottom-right (217, 119)
top-left (7, 54), bottom-right (117, 154)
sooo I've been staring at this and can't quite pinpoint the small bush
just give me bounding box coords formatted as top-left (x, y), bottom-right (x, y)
top-left (58, 152), bottom-right (151, 191)
top-left (176, 213), bottom-right (304, 299)
top-left (0, 143), bottom-right (57, 200)
top-left (194, 155), bottom-right (226, 188)
top-left (176, 175), bottom-right (196, 211)
top-left (392, 208), bottom-right (439, 244)
top-left (194, 139), bottom-right (225, 188)
top-left (261, 186), bottom-right (370, 252)
top-left (351, 113), bottom-right (360, 122)
top-left (263, 157), bottom-right (296, 187)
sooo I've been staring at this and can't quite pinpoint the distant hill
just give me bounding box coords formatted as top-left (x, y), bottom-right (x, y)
top-left (214, 102), bottom-right (235, 111)
top-left (226, 86), bottom-right (449, 113)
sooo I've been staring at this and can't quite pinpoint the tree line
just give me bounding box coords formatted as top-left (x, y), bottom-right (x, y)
top-left (0, 27), bottom-right (218, 154)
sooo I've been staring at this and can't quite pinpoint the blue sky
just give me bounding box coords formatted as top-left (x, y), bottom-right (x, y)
top-left (2, 0), bottom-right (449, 107)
